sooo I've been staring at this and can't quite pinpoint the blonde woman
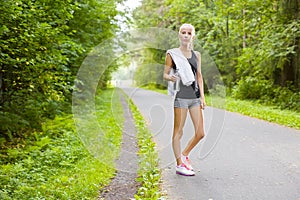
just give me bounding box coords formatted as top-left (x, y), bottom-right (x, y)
top-left (163, 24), bottom-right (206, 176)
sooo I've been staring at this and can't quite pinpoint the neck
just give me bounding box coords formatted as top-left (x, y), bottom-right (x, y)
top-left (179, 44), bottom-right (191, 51)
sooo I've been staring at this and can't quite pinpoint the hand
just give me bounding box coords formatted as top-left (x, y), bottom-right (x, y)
top-left (168, 74), bottom-right (178, 82)
top-left (200, 98), bottom-right (206, 110)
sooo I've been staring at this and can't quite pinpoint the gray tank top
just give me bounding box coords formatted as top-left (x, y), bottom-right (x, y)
top-left (172, 51), bottom-right (200, 99)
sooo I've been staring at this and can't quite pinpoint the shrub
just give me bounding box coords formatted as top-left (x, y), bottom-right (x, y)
top-left (232, 76), bottom-right (273, 100)
top-left (272, 86), bottom-right (300, 111)
top-left (231, 76), bottom-right (300, 112)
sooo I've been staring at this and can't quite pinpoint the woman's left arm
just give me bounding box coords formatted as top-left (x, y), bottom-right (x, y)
top-left (195, 51), bottom-right (206, 109)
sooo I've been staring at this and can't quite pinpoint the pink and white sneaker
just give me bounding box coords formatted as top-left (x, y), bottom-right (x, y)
top-left (182, 155), bottom-right (194, 171)
top-left (176, 163), bottom-right (195, 176)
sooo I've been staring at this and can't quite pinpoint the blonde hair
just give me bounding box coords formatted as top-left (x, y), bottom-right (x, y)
top-left (179, 24), bottom-right (196, 50)
top-left (179, 24), bottom-right (196, 36)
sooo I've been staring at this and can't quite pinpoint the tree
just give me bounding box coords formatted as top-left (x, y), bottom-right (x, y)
top-left (0, 0), bottom-right (122, 139)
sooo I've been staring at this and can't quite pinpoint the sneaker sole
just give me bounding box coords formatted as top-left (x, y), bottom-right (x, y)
top-left (176, 171), bottom-right (195, 176)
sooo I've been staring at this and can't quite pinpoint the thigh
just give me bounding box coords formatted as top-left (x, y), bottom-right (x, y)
top-left (188, 106), bottom-right (204, 132)
top-left (174, 107), bottom-right (188, 131)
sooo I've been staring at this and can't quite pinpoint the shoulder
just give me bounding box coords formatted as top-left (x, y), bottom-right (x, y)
top-left (193, 50), bottom-right (201, 58)
top-left (166, 53), bottom-right (172, 59)
top-left (165, 53), bottom-right (175, 67)
top-left (166, 48), bottom-right (178, 61)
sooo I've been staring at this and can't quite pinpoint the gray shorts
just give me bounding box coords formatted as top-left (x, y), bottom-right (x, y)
top-left (174, 98), bottom-right (201, 109)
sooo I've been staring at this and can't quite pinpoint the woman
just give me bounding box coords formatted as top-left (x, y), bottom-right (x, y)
top-left (163, 24), bottom-right (206, 176)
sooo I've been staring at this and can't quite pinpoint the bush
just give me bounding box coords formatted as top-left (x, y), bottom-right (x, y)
top-left (232, 77), bottom-right (273, 100)
top-left (0, 88), bottom-right (124, 199)
top-left (272, 86), bottom-right (300, 111)
top-left (0, 115), bottom-right (99, 199)
top-left (232, 76), bottom-right (300, 112)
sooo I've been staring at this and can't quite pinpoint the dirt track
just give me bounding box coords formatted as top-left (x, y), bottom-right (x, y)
top-left (99, 91), bottom-right (139, 200)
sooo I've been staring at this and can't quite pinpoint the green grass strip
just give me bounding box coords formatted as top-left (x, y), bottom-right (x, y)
top-left (207, 96), bottom-right (300, 130)
top-left (141, 86), bottom-right (300, 130)
top-left (125, 97), bottom-right (162, 199)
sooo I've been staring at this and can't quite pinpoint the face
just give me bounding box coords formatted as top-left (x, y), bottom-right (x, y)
top-left (178, 26), bottom-right (194, 45)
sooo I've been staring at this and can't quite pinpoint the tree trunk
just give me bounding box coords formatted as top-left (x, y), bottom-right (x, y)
top-left (281, 57), bottom-right (295, 86)
top-left (280, 0), bottom-right (300, 87)
top-left (0, 70), bottom-right (3, 106)
top-left (242, 9), bottom-right (246, 48)
top-left (292, 38), bottom-right (300, 88)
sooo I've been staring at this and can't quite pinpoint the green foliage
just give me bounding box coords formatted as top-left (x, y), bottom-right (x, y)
top-left (0, 88), bottom-right (124, 199)
top-left (134, 63), bottom-right (166, 88)
top-left (232, 77), bottom-right (300, 111)
top-left (129, 99), bottom-right (162, 199)
top-left (271, 85), bottom-right (300, 111)
top-left (69, 0), bottom-right (119, 49)
top-left (0, 0), bottom-right (78, 135)
top-left (225, 98), bottom-right (300, 130)
top-left (132, 0), bottom-right (300, 113)
top-left (232, 77), bottom-right (273, 100)
top-left (0, 115), bottom-right (110, 199)
top-left (132, 48), bottom-right (166, 88)
top-left (94, 88), bottom-right (124, 161)
top-left (0, 0), bottom-right (121, 139)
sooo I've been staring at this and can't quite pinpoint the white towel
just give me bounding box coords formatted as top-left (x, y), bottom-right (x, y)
top-left (167, 48), bottom-right (195, 86)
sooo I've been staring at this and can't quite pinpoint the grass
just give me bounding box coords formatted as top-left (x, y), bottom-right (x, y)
top-left (122, 94), bottom-right (162, 199)
top-left (206, 95), bottom-right (300, 130)
top-left (141, 85), bottom-right (300, 130)
top-left (0, 88), bottom-right (124, 199)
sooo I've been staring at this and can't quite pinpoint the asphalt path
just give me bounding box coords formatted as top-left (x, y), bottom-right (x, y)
top-left (121, 86), bottom-right (300, 200)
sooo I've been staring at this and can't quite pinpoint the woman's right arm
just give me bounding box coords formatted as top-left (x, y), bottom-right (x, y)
top-left (163, 53), bottom-right (177, 82)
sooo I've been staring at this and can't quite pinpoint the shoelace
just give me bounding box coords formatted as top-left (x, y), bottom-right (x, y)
top-left (179, 163), bottom-right (188, 169)
top-left (185, 156), bottom-right (191, 165)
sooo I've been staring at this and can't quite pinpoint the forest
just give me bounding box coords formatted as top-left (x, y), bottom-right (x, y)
top-left (0, 0), bottom-right (299, 199)
top-left (1, 0), bottom-right (299, 145)
top-left (133, 0), bottom-right (300, 112)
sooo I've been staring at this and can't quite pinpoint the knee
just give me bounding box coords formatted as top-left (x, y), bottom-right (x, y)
top-left (173, 129), bottom-right (183, 140)
top-left (195, 131), bottom-right (205, 141)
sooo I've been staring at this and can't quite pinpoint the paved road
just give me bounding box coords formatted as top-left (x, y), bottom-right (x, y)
top-left (121, 86), bottom-right (300, 200)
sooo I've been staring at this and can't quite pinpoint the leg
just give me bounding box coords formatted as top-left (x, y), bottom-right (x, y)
top-left (182, 106), bottom-right (205, 156)
top-left (173, 107), bottom-right (188, 166)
